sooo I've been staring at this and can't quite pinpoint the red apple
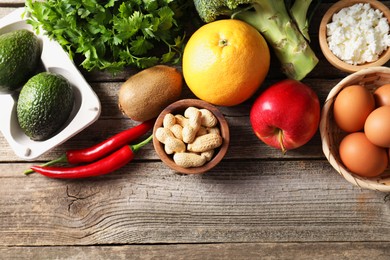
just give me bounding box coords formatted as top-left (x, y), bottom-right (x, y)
top-left (250, 79), bottom-right (320, 153)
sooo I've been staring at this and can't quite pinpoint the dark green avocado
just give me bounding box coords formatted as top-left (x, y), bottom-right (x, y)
top-left (0, 29), bottom-right (41, 93)
top-left (16, 72), bottom-right (74, 141)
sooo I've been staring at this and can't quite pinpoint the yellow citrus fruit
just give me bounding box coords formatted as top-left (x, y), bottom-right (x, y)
top-left (182, 19), bottom-right (270, 106)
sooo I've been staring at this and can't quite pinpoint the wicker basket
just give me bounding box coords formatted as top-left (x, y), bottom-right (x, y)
top-left (320, 66), bottom-right (390, 192)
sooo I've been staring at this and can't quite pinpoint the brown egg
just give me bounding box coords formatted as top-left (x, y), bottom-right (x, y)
top-left (339, 132), bottom-right (388, 177)
top-left (364, 106), bottom-right (390, 148)
top-left (333, 85), bottom-right (375, 132)
top-left (374, 84), bottom-right (390, 107)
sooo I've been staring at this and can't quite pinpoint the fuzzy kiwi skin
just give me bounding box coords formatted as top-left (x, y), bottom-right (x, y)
top-left (118, 65), bottom-right (183, 122)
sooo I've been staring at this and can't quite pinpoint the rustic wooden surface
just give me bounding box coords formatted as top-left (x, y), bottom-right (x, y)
top-left (0, 1), bottom-right (390, 259)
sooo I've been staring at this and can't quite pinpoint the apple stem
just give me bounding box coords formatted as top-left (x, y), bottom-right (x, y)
top-left (277, 129), bottom-right (287, 154)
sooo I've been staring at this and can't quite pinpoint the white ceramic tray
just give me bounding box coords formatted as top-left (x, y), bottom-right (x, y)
top-left (0, 8), bottom-right (101, 160)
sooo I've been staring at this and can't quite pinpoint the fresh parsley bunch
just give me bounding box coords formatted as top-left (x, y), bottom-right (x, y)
top-left (25, 0), bottom-right (194, 72)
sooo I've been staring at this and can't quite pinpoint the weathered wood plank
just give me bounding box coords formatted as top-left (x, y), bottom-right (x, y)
top-left (86, 77), bottom-right (340, 120)
top-left (1, 3), bottom-right (388, 82)
top-left (0, 1), bottom-right (383, 164)
top-left (0, 2), bottom-right (23, 7)
top-left (0, 1), bottom-right (389, 255)
top-left (0, 161), bottom-right (389, 246)
top-left (0, 117), bottom-right (324, 163)
top-left (0, 242), bottom-right (389, 260)
top-left (0, 77), bottom-right (340, 162)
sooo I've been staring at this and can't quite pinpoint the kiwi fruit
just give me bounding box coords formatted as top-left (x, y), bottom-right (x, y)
top-left (118, 65), bottom-right (183, 122)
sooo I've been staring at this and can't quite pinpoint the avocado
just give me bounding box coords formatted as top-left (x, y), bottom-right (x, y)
top-left (16, 72), bottom-right (74, 141)
top-left (0, 29), bottom-right (41, 93)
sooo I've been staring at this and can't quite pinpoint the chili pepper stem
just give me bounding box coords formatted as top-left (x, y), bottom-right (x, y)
top-left (131, 134), bottom-right (153, 153)
top-left (30, 134), bottom-right (154, 179)
top-left (25, 135), bottom-right (153, 176)
top-left (24, 154), bottom-right (68, 175)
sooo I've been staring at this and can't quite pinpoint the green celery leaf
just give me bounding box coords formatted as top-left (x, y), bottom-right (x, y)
top-left (25, 0), bottom-right (196, 71)
top-left (130, 36), bottom-right (154, 55)
top-left (161, 51), bottom-right (175, 63)
top-left (157, 6), bottom-right (174, 30)
top-left (143, 0), bottom-right (159, 12)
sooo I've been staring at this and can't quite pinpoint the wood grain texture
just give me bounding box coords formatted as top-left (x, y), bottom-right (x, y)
top-left (0, 1), bottom-right (390, 259)
top-left (0, 161), bottom-right (389, 246)
top-left (0, 242), bottom-right (389, 260)
top-left (0, 78), bottom-right (345, 162)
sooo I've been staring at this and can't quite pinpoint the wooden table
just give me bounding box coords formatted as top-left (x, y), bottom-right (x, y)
top-left (1, 1), bottom-right (389, 259)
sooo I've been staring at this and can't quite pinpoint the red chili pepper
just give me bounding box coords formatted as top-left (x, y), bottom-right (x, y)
top-left (66, 118), bottom-right (155, 164)
top-left (29, 135), bottom-right (153, 179)
top-left (24, 119), bottom-right (155, 175)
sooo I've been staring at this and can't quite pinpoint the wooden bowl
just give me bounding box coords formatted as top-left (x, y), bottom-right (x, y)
top-left (320, 66), bottom-right (390, 192)
top-left (153, 99), bottom-right (230, 174)
top-left (319, 0), bottom-right (390, 73)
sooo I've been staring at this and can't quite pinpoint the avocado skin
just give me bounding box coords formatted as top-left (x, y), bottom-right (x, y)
top-left (0, 29), bottom-right (41, 93)
top-left (17, 72), bottom-right (74, 141)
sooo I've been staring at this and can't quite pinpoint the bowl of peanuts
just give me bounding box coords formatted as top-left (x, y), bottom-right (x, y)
top-left (153, 99), bottom-right (230, 174)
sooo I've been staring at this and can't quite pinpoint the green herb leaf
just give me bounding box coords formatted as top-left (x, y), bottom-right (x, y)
top-left (25, 0), bottom-right (196, 72)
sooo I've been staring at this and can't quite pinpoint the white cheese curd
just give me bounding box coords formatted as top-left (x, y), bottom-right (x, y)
top-left (326, 3), bottom-right (390, 65)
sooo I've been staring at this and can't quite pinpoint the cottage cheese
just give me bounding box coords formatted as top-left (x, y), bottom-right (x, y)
top-left (326, 3), bottom-right (390, 65)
